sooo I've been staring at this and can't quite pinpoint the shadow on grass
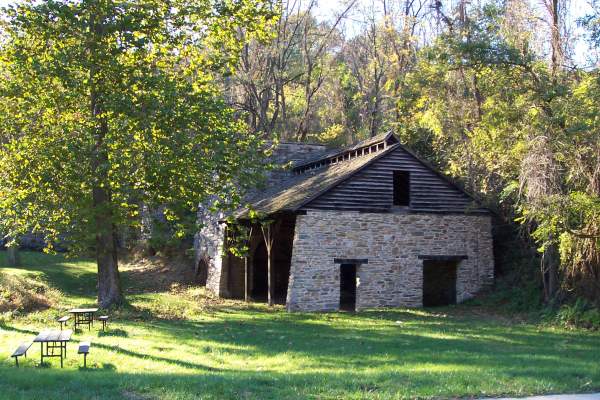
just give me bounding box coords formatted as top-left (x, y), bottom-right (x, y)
top-left (78, 363), bottom-right (117, 372)
top-left (129, 306), bottom-right (600, 374)
top-left (90, 340), bottom-right (222, 372)
top-left (0, 323), bottom-right (38, 336)
top-left (1, 321), bottom-right (218, 371)
top-left (0, 367), bottom-right (444, 400)
top-left (0, 251), bottom-right (97, 299)
top-left (2, 306), bottom-right (600, 399)
top-left (98, 329), bottom-right (128, 338)
top-left (0, 362), bottom-right (599, 400)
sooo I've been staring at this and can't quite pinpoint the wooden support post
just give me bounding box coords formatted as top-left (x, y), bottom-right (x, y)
top-left (243, 226), bottom-right (253, 303)
top-left (244, 256), bottom-right (249, 302)
top-left (261, 222), bottom-right (275, 307)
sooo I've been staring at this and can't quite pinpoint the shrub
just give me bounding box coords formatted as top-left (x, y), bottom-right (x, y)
top-left (552, 298), bottom-right (600, 330)
top-left (474, 270), bottom-right (543, 314)
top-left (0, 271), bottom-right (60, 313)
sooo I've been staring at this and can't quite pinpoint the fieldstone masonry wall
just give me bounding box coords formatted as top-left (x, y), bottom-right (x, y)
top-left (287, 211), bottom-right (494, 312)
top-left (195, 200), bottom-right (228, 296)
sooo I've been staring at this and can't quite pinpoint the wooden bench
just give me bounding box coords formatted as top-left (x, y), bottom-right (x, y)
top-left (11, 342), bottom-right (32, 367)
top-left (78, 341), bottom-right (90, 368)
top-left (57, 315), bottom-right (70, 330)
top-left (98, 315), bottom-right (109, 332)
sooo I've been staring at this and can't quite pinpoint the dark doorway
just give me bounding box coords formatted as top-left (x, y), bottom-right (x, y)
top-left (195, 258), bottom-right (208, 286)
top-left (252, 242), bottom-right (268, 301)
top-left (422, 260), bottom-right (457, 307)
top-left (340, 264), bottom-right (357, 311)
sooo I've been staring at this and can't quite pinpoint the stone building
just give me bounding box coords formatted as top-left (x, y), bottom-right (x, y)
top-left (195, 132), bottom-right (494, 312)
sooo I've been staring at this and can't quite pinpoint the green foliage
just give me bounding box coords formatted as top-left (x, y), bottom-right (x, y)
top-left (0, 0), bottom-right (275, 252)
top-left (479, 273), bottom-right (543, 314)
top-left (389, 1), bottom-right (600, 304)
top-left (550, 299), bottom-right (600, 330)
top-left (315, 123), bottom-right (346, 147)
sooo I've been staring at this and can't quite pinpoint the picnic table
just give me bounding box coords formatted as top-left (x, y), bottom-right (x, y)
top-left (33, 329), bottom-right (72, 368)
top-left (69, 308), bottom-right (98, 331)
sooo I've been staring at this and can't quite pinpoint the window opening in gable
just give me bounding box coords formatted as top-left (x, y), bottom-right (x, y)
top-left (393, 170), bottom-right (410, 206)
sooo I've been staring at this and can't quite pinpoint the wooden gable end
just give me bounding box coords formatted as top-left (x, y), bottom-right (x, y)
top-left (300, 145), bottom-right (487, 214)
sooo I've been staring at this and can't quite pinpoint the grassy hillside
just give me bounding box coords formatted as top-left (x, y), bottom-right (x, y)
top-left (1, 251), bottom-right (599, 400)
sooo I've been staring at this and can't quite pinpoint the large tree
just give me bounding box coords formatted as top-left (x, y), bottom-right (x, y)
top-left (0, 0), bottom-right (274, 307)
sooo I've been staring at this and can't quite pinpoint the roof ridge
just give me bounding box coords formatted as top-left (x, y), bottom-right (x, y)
top-left (292, 143), bottom-right (400, 211)
top-left (292, 131), bottom-right (397, 171)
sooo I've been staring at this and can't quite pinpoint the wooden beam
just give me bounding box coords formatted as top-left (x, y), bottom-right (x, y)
top-left (333, 258), bottom-right (368, 264)
top-left (418, 255), bottom-right (468, 261)
top-left (244, 256), bottom-right (249, 302)
top-left (243, 226), bottom-right (253, 303)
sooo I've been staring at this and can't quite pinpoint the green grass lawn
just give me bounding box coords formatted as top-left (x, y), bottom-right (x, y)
top-left (1, 252), bottom-right (599, 400)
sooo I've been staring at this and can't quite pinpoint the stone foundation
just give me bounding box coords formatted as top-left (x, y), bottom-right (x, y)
top-left (286, 211), bottom-right (494, 312)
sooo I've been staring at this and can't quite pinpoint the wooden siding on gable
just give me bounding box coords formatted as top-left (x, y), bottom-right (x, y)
top-left (301, 146), bottom-right (487, 214)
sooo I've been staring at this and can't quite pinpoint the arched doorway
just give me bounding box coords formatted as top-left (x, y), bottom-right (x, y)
top-left (252, 242), bottom-right (268, 301)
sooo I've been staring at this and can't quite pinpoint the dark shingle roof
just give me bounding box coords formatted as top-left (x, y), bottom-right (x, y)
top-left (235, 143), bottom-right (399, 218)
top-left (234, 131), bottom-right (490, 218)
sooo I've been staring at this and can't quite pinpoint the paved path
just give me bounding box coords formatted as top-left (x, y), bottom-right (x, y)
top-left (492, 394), bottom-right (600, 400)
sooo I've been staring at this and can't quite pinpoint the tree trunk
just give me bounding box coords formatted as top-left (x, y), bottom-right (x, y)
top-left (91, 129), bottom-right (124, 307)
top-left (543, 242), bottom-right (560, 302)
top-left (549, 0), bottom-right (561, 80)
top-left (7, 244), bottom-right (20, 267)
top-left (267, 247), bottom-right (273, 306)
top-left (91, 122), bottom-right (123, 308)
top-left (89, 12), bottom-right (123, 307)
top-left (94, 201), bottom-right (123, 308)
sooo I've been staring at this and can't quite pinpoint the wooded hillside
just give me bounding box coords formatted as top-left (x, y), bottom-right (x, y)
top-left (225, 0), bottom-right (600, 307)
top-left (0, 0), bottom-right (598, 310)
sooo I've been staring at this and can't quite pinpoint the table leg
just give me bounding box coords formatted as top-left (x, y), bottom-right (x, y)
top-left (40, 342), bottom-right (43, 365)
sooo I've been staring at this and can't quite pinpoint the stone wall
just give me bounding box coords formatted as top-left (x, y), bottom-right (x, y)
top-left (195, 200), bottom-right (228, 296)
top-left (287, 211), bottom-right (494, 312)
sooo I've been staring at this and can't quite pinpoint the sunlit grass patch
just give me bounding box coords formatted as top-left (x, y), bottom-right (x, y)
top-left (0, 251), bottom-right (599, 399)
